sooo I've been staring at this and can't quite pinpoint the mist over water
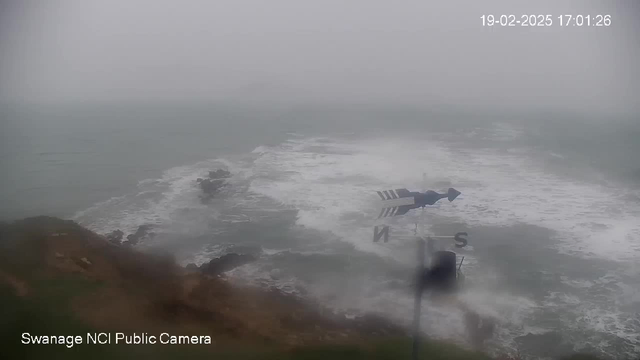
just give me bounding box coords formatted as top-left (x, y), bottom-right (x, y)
top-left (2, 104), bottom-right (639, 359)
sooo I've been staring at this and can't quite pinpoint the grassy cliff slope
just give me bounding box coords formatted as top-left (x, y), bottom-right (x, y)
top-left (0, 217), bottom-right (602, 360)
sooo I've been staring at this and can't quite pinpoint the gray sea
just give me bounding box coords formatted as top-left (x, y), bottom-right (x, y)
top-left (1, 103), bottom-right (639, 359)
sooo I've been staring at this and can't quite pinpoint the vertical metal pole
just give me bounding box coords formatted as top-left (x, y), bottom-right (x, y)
top-left (412, 237), bottom-right (426, 360)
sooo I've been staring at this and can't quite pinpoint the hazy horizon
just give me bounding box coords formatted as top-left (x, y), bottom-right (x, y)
top-left (1, 0), bottom-right (639, 117)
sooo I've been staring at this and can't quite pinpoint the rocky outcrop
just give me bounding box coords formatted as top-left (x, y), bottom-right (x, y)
top-left (124, 225), bottom-right (155, 246)
top-left (198, 178), bottom-right (226, 195)
top-left (197, 168), bottom-right (232, 202)
top-left (105, 229), bottom-right (124, 244)
top-left (208, 169), bottom-right (231, 179)
top-left (199, 253), bottom-right (257, 276)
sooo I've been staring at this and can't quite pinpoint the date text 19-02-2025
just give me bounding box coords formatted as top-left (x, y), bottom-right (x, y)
top-left (481, 14), bottom-right (611, 27)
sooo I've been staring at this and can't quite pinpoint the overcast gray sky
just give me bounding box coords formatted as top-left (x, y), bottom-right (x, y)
top-left (0, 0), bottom-right (638, 115)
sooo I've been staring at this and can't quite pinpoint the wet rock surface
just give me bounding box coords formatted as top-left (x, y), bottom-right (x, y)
top-left (208, 169), bottom-right (231, 179)
top-left (197, 169), bottom-right (231, 202)
top-left (198, 253), bottom-right (257, 276)
top-left (105, 229), bottom-right (124, 244)
top-left (124, 225), bottom-right (155, 246)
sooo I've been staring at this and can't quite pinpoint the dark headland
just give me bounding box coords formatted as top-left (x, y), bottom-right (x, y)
top-left (0, 216), bottom-right (602, 360)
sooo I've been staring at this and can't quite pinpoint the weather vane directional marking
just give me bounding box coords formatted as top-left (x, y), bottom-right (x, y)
top-left (376, 188), bottom-right (461, 219)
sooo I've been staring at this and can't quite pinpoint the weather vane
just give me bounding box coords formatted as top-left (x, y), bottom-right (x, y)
top-left (372, 174), bottom-right (466, 360)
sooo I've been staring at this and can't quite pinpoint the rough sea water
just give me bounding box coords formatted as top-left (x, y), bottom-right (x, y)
top-left (1, 105), bottom-right (639, 359)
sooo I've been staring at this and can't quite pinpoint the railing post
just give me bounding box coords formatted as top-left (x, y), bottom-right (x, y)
top-left (412, 237), bottom-right (426, 360)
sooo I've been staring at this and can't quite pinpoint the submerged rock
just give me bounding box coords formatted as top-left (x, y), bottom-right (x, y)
top-left (199, 253), bottom-right (257, 276)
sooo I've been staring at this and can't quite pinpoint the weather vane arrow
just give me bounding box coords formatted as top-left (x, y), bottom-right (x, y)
top-left (376, 187), bottom-right (461, 219)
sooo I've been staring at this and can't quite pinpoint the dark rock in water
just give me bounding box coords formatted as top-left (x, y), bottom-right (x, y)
top-left (125, 234), bottom-right (137, 245)
top-left (200, 253), bottom-right (257, 276)
top-left (196, 169), bottom-right (232, 203)
top-left (124, 224), bottom-right (155, 246)
top-left (105, 229), bottom-right (124, 244)
top-left (199, 178), bottom-right (226, 195)
top-left (208, 169), bottom-right (231, 179)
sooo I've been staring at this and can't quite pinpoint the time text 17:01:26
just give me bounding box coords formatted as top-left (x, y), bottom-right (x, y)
top-left (481, 15), bottom-right (611, 27)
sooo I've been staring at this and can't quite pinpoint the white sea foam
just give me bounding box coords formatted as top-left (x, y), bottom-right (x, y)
top-left (247, 135), bottom-right (640, 263)
top-left (242, 134), bottom-right (640, 355)
top-left (72, 158), bottom-right (236, 236)
top-left (542, 287), bottom-right (640, 357)
top-left (181, 244), bottom-right (228, 266)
